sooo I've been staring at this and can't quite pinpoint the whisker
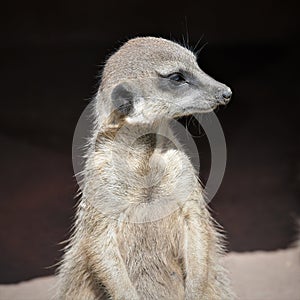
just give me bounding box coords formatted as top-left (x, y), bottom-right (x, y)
top-left (195, 41), bottom-right (208, 57)
top-left (184, 16), bottom-right (190, 50)
top-left (192, 34), bottom-right (204, 52)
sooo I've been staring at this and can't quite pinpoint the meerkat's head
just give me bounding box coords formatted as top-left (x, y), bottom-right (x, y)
top-left (96, 37), bottom-right (232, 126)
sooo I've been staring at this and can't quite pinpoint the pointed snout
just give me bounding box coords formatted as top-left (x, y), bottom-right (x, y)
top-left (216, 86), bottom-right (232, 104)
top-left (196, 70), bottom-right (232, 105)
top-left (222, 87), bottom-right (232, 102)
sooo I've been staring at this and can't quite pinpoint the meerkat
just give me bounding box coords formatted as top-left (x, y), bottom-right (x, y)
top-left (56, 37), bottom-right (234, 300)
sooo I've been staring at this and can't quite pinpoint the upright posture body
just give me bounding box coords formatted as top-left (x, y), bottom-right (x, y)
top-left (57, 37), bottom-right (234, 299)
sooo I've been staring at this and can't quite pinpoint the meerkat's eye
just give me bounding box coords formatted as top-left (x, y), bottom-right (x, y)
top-left (167, 72), bottom-right (186, 84)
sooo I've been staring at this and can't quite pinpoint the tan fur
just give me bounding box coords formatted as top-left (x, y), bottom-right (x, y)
top-left (56, 37), bottom-right (234, 299)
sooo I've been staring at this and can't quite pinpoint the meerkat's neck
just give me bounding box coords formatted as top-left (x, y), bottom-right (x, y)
top-left (100, 118), bottom-right (177, 155)
top-left (88, 118), bottom-right (198, 221)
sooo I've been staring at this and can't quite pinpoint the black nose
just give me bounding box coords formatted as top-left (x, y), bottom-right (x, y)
top-left (222, 88), bottom-right (232, 101)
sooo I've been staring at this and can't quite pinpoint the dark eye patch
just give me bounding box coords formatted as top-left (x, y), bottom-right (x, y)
top-left (156, 70), bottom-right (194, 92)
top-left (167, 72), bottom-right (186, 83)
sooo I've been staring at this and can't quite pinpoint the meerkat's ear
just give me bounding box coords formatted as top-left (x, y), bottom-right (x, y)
top-left (111, 83), bottom-right (135, 115)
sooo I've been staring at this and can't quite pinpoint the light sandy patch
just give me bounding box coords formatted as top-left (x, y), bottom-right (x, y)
top-left (0, 248), bottom-right (299, 300)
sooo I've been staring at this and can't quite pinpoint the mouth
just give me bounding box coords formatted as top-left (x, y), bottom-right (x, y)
top-left (216, 98), bottom-right (229, 106)
top-left (173, 102), bottom-right (219, 118)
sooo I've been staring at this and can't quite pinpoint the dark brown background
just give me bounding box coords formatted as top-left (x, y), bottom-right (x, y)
top-left (1, 0), bottom-right (299, 283)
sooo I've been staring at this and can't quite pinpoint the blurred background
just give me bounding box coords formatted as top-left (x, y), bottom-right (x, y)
top-left (0, 0), bottom-right (299, 284)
